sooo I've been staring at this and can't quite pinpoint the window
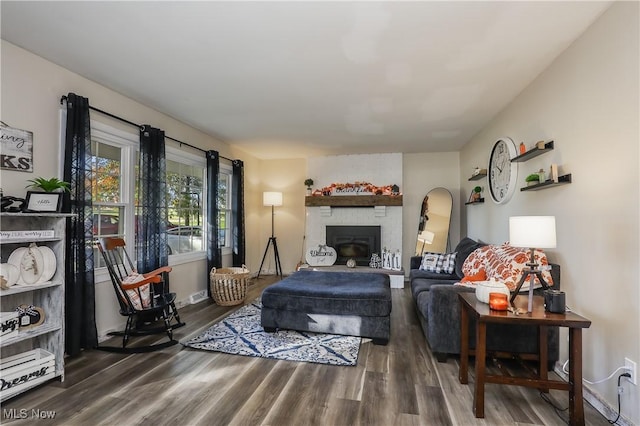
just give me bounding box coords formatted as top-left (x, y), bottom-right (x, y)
top-left (165, 149), bottom-right (206, 256)
top-left (89, 122), bottom-right (208, 270)
top-left (90, 125), bottom-right (136, 268)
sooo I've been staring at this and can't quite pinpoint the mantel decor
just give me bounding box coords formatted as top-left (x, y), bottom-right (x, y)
top-left (312, 181), bottom-right (401, 197)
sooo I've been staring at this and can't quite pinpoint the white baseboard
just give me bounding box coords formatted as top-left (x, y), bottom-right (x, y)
top-left (554, 363), bottom-right (633, 426)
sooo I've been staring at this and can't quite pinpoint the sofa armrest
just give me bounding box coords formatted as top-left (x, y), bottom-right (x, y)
top-left (425, 284), bottom-right (475, 355)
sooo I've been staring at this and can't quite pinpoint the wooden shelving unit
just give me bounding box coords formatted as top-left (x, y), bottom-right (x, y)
top-left (305, 195), bottom-right (402, 207)
top-left (0, 213), bottom-right (71, 401)
top-left (511, 141), bottom-right (554, 162)
top-left (520, 174), bottom-right (572, 191)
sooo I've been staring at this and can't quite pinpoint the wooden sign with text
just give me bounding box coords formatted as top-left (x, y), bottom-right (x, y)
top-left (1, 125), bottom-right (33, 172)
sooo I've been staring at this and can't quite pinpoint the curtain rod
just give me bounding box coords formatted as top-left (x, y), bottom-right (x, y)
top-left (60, 95), bottom-right (233, 162)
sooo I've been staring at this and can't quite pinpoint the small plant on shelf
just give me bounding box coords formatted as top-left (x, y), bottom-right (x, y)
top-left (304, 178), bottom-right (314, 189)
top-left (304, 178), bottom-right (314, 195)
top-left (525, 173), bottom-right (540, 187)
top-left (26, 177), bottom-right (70, 192)
top-left (472, 186), bottom-right (482, 201)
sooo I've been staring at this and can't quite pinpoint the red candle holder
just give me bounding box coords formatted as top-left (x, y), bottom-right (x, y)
top-left (489, 292), bottom-right (509, 311)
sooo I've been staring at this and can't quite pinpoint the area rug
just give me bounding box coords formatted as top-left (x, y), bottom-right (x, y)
top-left (183, 299), bottom-right (361, 366)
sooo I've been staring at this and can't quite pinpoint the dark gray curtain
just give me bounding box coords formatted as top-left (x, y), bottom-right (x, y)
top-left (62, 92), bottom-right (97, 357)
top-left (206, 150), bottom-right (221, 294)
top-left (136, 125), bottom-right (169, 276)
top-left (232, 160), bottom-right (245, 266)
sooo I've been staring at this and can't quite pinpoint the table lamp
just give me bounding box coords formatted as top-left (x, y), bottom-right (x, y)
top-left (509, 216), bottom-right (556, 312)
top-left (257, 192), bottom-right (283, 278)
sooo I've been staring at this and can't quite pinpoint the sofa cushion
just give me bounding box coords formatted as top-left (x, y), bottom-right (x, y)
top-left (453, 237), bottom-right (487, 278)
top-left (410, 277), bottom-right (456, 299)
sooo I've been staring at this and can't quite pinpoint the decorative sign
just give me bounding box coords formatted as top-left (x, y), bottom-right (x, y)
top-left (382, 249), bottom-right (402, 271)
top-left (305, 245), bottom-right (337, 266)
top-left (0, 230), bottom-right (55, 240)
top-left (24, 192), bottom-right (62, 213)
top-left (0, 125), bottom-right (33, 173)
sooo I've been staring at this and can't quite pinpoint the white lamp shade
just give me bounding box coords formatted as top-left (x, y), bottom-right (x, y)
top-left (509, 216), bottom-right (556, 248)
top-left (263, 191), bottom-right (283, 207)
top-left (418, 230), bottom-right (435, 245)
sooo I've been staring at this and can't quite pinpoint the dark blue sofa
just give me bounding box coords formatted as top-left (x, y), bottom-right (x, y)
top-left (410, 237), bottom-right (560, 369)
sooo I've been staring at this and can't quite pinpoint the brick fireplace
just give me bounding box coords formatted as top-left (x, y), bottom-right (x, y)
top-left (305, 154), bottom-right (403, 261)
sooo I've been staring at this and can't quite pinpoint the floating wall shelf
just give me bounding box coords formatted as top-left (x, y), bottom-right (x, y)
top-left (465, 198), bottom-right (485, 205)
top-left (512, 140), bottom-right (554, 162)
top-left (520, 174), bottom-right (572, 191)
top-left (468, 172), bottom-right (487, 181)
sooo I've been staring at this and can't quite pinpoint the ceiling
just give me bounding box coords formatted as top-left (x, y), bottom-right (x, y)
top-left (1, 1), bottom-right (610, 159)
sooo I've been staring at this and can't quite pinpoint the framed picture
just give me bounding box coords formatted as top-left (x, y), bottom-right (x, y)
top-left (24, 191), bottom-right (62, 213)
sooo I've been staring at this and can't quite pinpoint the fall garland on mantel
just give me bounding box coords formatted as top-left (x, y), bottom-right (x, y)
top-left (311, 181), bottom-right (401, 197)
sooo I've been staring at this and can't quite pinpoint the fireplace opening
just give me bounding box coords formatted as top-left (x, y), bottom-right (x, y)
top-left (326, 225), bottom-right (381, 266)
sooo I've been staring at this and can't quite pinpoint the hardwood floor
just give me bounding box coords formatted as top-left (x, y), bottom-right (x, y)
top-left (1, 277), bottom-right (610, 425)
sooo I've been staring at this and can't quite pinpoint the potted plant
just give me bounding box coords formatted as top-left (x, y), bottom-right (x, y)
top-left (525, 173), bottom-right (540, 187)
top-left (24, 177), bottom-right (70, 212)
top-left (472, 186), bottom-right (482, 201)
top-left (304, 178), bottom-right (314, 195)
top-left (26, 177), bottom-right (70, 192)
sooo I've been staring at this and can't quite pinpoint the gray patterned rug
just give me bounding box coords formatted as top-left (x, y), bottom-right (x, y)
top-left (183, 298), bottom-right (361, 366)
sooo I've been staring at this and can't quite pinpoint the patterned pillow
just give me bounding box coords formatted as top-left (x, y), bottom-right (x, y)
top-left (484, 244), bottom-right (554, 291)
top-left (122, 273), bottom-right (151, 310)
top-left (461, 245), bottom-right (492, 278)
top-left (419, 252), bottom-right (457, 274)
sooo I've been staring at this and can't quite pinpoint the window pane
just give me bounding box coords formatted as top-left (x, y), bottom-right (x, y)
top-left (91, 141), bottom-right (121, 203)
top-left (217, 173), bottom-right (231, 249)
top-left (165, 159), bottom-right (204, 254)
top-left (92, 206), bottom-right (124, 268)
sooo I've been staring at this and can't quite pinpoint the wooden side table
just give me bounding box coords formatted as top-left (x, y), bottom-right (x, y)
top-left (458, 293), bottom-right (591, 426)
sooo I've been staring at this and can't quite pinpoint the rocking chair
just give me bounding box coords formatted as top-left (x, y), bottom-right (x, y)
top-left (97, 237), bottom-right (185, 353)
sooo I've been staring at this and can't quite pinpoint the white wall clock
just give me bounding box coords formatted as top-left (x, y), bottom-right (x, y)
top-left (488, 137), bottom-right (518, 204)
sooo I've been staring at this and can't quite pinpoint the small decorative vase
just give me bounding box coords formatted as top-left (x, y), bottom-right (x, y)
top-left (306, 187), bottom-right (312, 196)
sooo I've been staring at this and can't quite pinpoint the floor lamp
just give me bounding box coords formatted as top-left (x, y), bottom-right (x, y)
top-left (509, 216), bottom-right (556, 312)
top-left (417, 230), bottom-right (435, 255)
top-left (257, 192), bottom-right (283, 278)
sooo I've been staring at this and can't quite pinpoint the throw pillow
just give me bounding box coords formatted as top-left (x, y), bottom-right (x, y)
top-left (461, 245), bottom-right (492, 278)
top-left (484, 244), bottom-right (554, 291)
top-left (460, 269), bottom-right (487, 283)
top-left (122, 273), bottom-right (151, 310)
top-left (419, 252), bottom-right (457, 274)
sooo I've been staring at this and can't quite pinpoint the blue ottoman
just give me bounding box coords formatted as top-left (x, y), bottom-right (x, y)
top-left (261, 270), bottom-right (392, 345)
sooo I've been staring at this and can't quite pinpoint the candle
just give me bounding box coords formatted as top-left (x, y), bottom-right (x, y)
top-left (489, 293), bottom-right (509, 311)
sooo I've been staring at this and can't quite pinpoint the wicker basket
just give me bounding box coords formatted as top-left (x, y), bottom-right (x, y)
top-left (209, 265), bottom-right (251, 306)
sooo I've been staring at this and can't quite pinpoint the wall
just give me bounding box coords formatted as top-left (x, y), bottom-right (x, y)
top-left (460, 3), bottom-right (639, 424)
top-left (0, 41), bottom-right (263, 338)
top-left (255, 158), bottom-right (307, 275)
top-left (402, 152), bottom-right (461, 269)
